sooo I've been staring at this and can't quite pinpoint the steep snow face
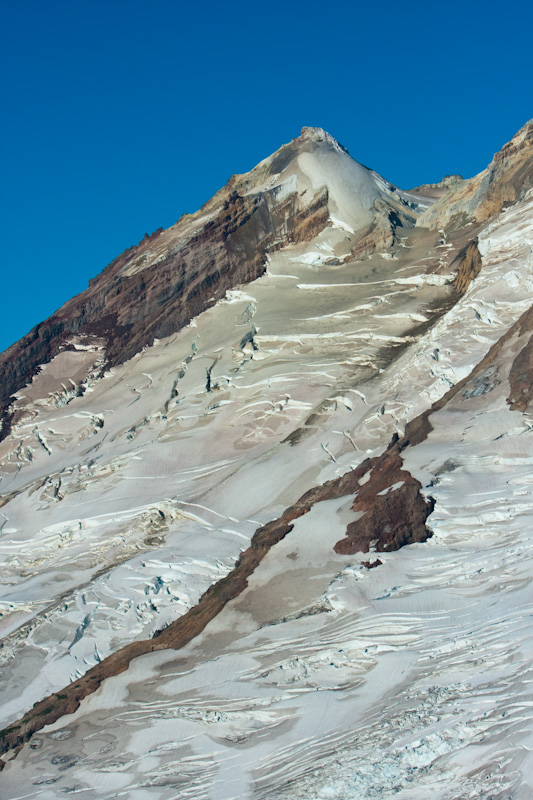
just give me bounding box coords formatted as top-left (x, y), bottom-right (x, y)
top-left (296, 135), bottom-right (390, 232)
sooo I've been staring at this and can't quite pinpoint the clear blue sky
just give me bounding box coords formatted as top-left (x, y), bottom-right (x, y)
top-left (1, 0), bottom-right (532, 354)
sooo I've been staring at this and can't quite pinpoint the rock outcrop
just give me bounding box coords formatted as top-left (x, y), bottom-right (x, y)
top-left (417, 119), bottom-right (533, 230)
top-left (334, 450), bottom-right (435, 555)
top-left (507, 304), bottom-right (533, 411)
top-left (409, 174), bottom-right (464, 199)
top-left (452, 239), bottom-right (483, 293)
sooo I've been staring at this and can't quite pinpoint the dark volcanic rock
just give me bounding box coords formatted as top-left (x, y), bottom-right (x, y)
top-left (507, 305), bottom-right (533, 412)
top-left (334, 450), bottom-right (435, 555)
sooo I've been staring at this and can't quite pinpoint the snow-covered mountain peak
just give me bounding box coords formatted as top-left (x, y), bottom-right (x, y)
top-left (0, 127), bottom-right (424, 430)
top-left (1, 120), bottom-right (533, 799)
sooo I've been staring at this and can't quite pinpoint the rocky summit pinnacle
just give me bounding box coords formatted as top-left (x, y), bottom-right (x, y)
top-left (299, 125), bottom-right (348, 150)
top-left (0, 121), bottom-right (533, 799)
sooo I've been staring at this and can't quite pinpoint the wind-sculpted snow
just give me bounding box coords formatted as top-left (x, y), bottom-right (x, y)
top-left (0, 131), bottom-right (532, 797)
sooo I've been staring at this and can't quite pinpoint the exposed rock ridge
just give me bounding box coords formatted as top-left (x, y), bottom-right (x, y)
top-left (411, 175), bottom-right (464, 193)
top-left (334, 450), bottom-right (435, 555)
top-left (418, 120), bottom-right (533, 230)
